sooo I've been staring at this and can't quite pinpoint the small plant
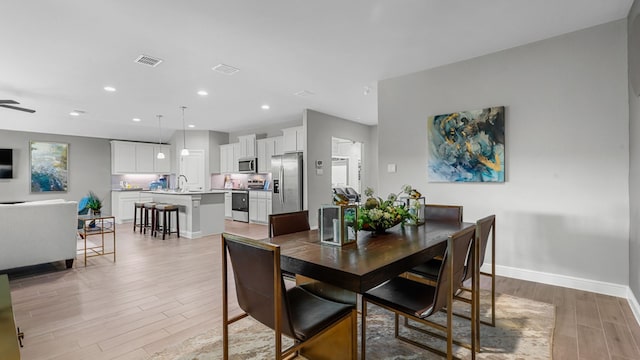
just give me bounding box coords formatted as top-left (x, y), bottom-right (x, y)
top-left (87, 191), bottom-right (102, 213)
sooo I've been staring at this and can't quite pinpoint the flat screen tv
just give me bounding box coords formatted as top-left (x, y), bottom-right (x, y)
top-left (0, 148), bottom-right (13, 179)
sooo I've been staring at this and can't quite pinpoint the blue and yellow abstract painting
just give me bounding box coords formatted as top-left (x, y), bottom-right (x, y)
top-left (30, 141), bottom-right (69, 192)
top-left (428, 107), bottom-right (505, 182)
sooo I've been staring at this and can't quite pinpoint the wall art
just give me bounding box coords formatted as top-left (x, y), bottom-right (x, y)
top-left (30, 141), bottom-right (68, 192)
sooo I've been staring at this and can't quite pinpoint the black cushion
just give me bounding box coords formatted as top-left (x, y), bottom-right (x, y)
top-left (287, 286), bottom-right (354, 341)
top-left (409, 258), bottom-right (441, 280)
top-left (364, 277), bottom-right (436, 318)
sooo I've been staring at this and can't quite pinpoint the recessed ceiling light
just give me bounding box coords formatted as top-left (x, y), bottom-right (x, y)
top-left (132, 118), bottom-right (141, 122)
top-left (188, 124), bottom-right (195, 128)
top-left (69, 111), bottom-right (80, 116)
top-left (261, 104), bottom-right (270, 110)
top-left (104, 86), bottom-right (116, 92)
top-left (197, 90), bottom-right (208, 96)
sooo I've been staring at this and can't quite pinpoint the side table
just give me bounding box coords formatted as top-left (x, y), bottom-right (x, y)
top-left (78, 214), bottom-right (116, 266)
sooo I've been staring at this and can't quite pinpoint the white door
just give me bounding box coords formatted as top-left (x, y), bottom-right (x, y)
top-left (180, 149), bottom-right (205, 190)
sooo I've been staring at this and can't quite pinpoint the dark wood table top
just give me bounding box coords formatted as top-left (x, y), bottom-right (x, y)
top-left (268, 221), bottom-right (474, 293)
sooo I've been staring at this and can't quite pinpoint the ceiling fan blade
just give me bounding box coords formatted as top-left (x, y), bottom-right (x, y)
top-left (0, 104), bottom-right (36, 113)
top-left (0, 100), bottom-right (19, 104)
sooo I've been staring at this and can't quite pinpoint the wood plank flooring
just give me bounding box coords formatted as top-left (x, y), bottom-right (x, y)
top-left (5, 220), bottom-right (640, 359)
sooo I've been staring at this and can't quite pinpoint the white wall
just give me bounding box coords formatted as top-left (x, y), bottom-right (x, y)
top-left (0, 129), bottom-right (112, 211)
top-left (628, 1), bottom-right (640, 302)
top-left (305, 109), bottom-right (376, 227)
top-left (378, 20), bottom-right (629, 286)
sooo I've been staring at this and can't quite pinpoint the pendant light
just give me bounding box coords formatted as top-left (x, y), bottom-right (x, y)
top-left (156, 114), bottom-right (165, 159)
top-left (180, 106), bottom-right (189, 156)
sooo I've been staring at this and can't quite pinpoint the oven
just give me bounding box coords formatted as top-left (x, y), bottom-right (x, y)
top-left (231, 190), bottom-right (249, 222)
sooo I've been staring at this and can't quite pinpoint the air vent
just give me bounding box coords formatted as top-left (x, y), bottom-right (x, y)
top-left (135, 55), bottom-right (163, 67)
top-left (211, 63), bottom-right (240, 75)
top-left (294, 90), bottom-right (315, 97)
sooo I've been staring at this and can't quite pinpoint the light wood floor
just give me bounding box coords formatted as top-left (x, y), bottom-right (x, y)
top-left (6, 220), bottom-right (640, 359)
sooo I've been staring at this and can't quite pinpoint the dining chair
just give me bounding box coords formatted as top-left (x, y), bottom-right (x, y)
top-left (268, 210), bottom-right (310, 238)
top-left (406, 215), bottom-right (496, 325)
top-left (361, 226), bottom-right (477, 360)
top-left (222, 233), bottom-right (357, 360)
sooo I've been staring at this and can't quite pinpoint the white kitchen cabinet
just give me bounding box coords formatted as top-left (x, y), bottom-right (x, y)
top-left (233, 143), bottom-right (241, 172)
top-left (224, 191), bottom-right (232, 218)
top-left (274, 136), bottom-right (284, 156)
top-left (111, 191), bottom-right (153, 224)
top-left (111, 141), bottom-right (171, 174)
top-left (219, 144), bottom-right (235, 173)
top-left (238, 134), bottom-right (257, 158)
top-left (112, 141), bottom-right (137, 173)
top-left (281, 126), bottom-right (304, 153)
top-left (257, 138), bottom-right (277, 173)
top-left (179, 149), bottom-right (205, 191)
top-left (249, 191), bottom-right (272, 223)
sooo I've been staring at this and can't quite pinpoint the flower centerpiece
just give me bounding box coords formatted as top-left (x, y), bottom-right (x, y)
top-left (348, 185), bottom-right (419, 234)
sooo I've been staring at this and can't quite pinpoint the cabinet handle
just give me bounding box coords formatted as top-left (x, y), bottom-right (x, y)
top-left (17, 326), bottom-right (24, 347)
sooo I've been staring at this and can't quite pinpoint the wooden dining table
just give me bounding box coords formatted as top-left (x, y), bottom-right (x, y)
top-left (268, 220), bottom-right (475, 294)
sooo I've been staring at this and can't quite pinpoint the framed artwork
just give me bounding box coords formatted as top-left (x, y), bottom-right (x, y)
top-left (30, 141), bottom-right (69, 192)
top-left (428, 106), bottom-right (505, 182)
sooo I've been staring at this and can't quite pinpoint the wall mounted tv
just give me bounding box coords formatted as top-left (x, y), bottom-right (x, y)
top-left (0, 149), bottom-right (13, 179)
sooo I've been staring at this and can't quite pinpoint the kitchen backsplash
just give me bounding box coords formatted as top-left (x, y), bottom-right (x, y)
top-left (111, 174), bottom-right (169, 190)
top-left (211, 173), bottom-right (272, 190)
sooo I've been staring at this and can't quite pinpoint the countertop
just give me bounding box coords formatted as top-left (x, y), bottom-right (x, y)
top-left (211, 188), bottom-right (272, 192)
top-left (111, 188), bottom-right (149, 192)
top-left (150, 190), bottom-right (227, 195)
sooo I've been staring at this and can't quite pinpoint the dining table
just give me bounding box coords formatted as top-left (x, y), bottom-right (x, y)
top-left (268, 220), bottom-right (475, 294)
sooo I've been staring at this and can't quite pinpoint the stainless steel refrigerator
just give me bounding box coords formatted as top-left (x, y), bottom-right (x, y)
top-left (271, 152), bottom-right (303, 214)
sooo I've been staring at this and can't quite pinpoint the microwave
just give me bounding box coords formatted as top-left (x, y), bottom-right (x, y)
top-left (238, 157), bottom-right (257, 173)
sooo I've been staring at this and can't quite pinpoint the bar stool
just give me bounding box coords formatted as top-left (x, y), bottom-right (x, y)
top-left (142, 202), bottom-right (157, 235)
top-left (133, 202), bottom-right (146, 233)
top-left (155, 203), bottom-right (180, 240)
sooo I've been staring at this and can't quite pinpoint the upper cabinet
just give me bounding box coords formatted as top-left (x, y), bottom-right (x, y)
top-left (257, 138), bottom-right (278, 173)
top-left (219, 144), bottom-right (235, 174)
top-left (237, 134), bottom-right (257, 158)
top-left (281, 126), bottom-right (304, 153)
top-left (111, 141), bottom-right (171, 174)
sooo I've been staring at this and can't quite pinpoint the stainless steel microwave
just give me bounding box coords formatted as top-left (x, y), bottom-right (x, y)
top-left (238, 157), bottom-right (257, 173)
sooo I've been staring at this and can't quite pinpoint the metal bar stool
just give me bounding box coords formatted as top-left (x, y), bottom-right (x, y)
top-left (155, 204), bottom-right (180, 240)
top-left (142, 202), bottom-right (157, 235)
top-left (133, 202), bottom-right (146, 233)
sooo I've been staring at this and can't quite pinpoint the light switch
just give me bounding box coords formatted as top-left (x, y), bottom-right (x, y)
top-left (387, 164), bottom-right (397, 173)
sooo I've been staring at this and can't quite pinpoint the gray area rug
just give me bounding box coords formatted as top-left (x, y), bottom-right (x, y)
top-left (149, 292), bottom-right (554, 359)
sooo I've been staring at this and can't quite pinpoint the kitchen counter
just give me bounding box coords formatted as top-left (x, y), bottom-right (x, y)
top-left (150, 191), bottom-right (224, 239)
top-left (111, 188), bottom-right (148, 192)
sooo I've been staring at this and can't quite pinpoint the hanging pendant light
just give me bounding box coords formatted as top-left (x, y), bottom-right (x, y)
top-left (156, 115), bottom-right (165, 159)
top-left (180, 106), bottom-right (189, 156)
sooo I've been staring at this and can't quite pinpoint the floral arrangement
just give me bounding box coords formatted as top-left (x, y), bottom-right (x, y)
top-left (346, 185), bottom-right (419, 233)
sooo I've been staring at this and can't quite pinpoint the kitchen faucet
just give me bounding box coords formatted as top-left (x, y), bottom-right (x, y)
top-left (177, 174), bottom-right (188, 192)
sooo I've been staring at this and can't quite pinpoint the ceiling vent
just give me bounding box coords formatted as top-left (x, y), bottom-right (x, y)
top-left (294, 90), bottom-right (315, 97)
top-left (211, 63), bottom-right (240, 75)
top-left (135, 55), bottom-right (163, 67)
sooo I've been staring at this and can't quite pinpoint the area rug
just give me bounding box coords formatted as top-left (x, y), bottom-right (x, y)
top-left (149, 292), bottom-right (555, 359)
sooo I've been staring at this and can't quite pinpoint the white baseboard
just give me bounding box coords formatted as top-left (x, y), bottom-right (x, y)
top-left (486, 264), bottom-right (629, 298)
top-left (627, 288), bottom-right (640, 327)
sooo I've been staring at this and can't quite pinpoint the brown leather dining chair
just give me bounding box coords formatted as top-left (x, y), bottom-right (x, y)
top-left (268, 210), bottom-right (310, 238)
top-left (222, 233), bottom-right (357, 360)
top-left (361, 226), bottom-right (477, 360)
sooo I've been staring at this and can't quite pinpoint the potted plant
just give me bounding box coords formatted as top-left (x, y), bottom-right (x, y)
top-left (87, 191), bottom-right (102, 216)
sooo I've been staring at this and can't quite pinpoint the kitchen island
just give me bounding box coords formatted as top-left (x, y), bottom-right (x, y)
top-left (151, 190), bottom-right (226, 239)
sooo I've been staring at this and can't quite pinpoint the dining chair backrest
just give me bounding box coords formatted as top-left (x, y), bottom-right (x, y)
top-left (425, 204), bottom-right (463, 223)
top-left (268, 210), bottom-right (310, 238)
top-left (222, 233), bottom-right (296, 339)
top-left (474, 214), bottom-right (496, 275)
top-left (432, 226), bottom-right (475, 314)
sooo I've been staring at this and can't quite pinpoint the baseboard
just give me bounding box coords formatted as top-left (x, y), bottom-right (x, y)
top-left (487, 264), bottom-right (629, 298)
top-left (627, 288), bottom-right (640, 327)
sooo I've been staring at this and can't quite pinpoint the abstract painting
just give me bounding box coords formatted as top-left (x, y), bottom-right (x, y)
top-left (30, 141), bottom-right (68, 192)
top-left (428, 106), bottom-right (505, 182)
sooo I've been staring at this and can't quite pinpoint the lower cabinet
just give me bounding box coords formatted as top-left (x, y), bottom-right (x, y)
top-left (111, 191), bottom-right (153, 224)
top-left (249, 191), bottom-right (272, 224)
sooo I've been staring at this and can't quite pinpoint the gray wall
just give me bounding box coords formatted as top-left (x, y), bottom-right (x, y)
top-left (305, 109), bottom-right (376, 227)
top-left (0, 129), bottom-right (112, 211)
top-left (378, 20), bottom-right (629, 285)
top-left (629, 1), bottom-right (640, 302)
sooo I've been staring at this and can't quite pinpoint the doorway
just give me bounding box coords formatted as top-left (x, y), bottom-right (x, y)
top-left (331, 137), bottom-right (362, 195)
